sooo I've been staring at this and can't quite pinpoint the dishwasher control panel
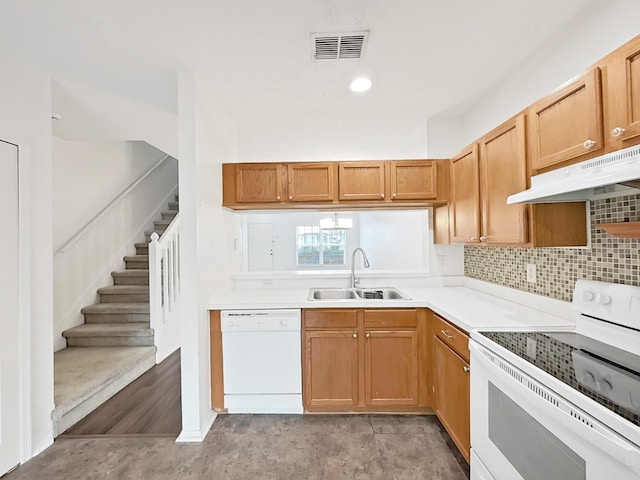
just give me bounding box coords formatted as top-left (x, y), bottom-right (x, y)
top-left (221, 309), bottom-right (301, 332)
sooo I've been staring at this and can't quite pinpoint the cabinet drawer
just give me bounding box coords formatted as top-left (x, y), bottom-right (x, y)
top-left (303, 309), bottom-right (358, 329)
top-left (433, 314), bottom-right (469, 362)
top-left (364, 309), bottom-right (418, 329)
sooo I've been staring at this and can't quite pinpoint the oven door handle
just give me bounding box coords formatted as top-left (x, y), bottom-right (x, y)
top-left (472, 342), bottom-right (640, 475)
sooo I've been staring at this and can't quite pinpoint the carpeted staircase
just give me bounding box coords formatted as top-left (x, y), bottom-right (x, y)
top-left (53, 196), bottom-right (179, 436)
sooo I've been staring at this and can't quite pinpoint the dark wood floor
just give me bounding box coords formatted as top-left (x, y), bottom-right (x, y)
top-left (62, 349), bottom-right (182, 438)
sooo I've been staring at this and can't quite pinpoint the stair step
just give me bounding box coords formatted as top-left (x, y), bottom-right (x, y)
top-left (161, 209), bottom-right (178, 220)
top-left (63, 323), bottom-right (154, 347)
top-left (98, 285), bottom-right (149, 303)
top-left (134, 242), bottom-right (149, 255)
top-left (112, 269), bottom-right (149, 285)
top-left (82, 303), bottom-right (150, 314)
top-left (154, 219), bottom-right (171, 228)
top-left (52, 346), bottom-right (156, 436)
top-left (168, 201), bottom-right (179, 210)
top-left (124, 254), bottom-right (149, 270)
top-left (81, 302), bottom-right (150, 323)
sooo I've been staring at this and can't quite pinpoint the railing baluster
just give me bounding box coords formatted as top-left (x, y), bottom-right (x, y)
top-left (149, 213), bottom-right (181, 360)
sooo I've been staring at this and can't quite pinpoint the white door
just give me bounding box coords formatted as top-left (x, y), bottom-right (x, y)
top-left (0, 140), bottom-right (20, 475)
top-left (247, 224), bottom-right (274, 271)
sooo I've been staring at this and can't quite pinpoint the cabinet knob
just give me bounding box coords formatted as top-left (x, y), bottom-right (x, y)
top-left (583, 139), bottom-right (596, 149)
top-left (470, 236), bottom-right (478, 241)
top-left (392, 192), bottom-right (397, 199)
top-left (289, 195), bottom-right (293, 200)
top-left (353, 333), bottom-right (357, 339)
top-left (366, 332), bottom-right (371, 339)
top-left (380, 193), bottom-right (385, 199)
top-left (611, 127), bottom-right (627, 138)
top-left (463, 365), bottom-right (470, 373)
top-left (276, 195), bottom-right (282, 201)
top-left (479, 236), bottom-right (487, 242)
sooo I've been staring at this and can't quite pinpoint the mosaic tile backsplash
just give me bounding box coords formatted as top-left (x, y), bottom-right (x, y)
top-left (464, 194), bottom-right (640, 302)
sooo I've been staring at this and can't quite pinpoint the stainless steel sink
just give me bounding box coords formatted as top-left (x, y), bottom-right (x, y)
top-left (309, 288), bottom-right (358, 300)
top-left (308, 287), bottom-right (410, 301)
top-left (355, 287), bottom-right (410, 300)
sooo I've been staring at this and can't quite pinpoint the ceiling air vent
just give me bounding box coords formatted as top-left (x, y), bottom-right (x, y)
top-left (311, 31), bottom-right (369, 61)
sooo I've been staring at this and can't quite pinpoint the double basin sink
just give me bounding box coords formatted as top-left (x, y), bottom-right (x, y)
top-left (308, 287), bottom-right (410, 301)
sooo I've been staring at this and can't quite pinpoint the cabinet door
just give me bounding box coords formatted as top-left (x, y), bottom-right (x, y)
top-left (339, 161), bottom-right (385, 201)
top-left (605, 35), bottom-right (640, 149)
top-left (303, 330), bottom-right (359, 407)
top-left (390, 160), bottom-right (436, 200)
top-left (235, 163), bottom-right (284, 203)
top-left (480, 114), bottom-right (528, 244)
top-left (433, 336), bottom-right (470, 463)
top-left (364, 330), bottom-right (419, 407)
top-left (450, 145), bottom-right (481, 243)
top-left (530, 67), bottom-right (603, 172)
top-left (287, 162), bottom-right (336, 202)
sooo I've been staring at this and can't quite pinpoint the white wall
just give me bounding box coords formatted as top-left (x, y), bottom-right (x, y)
top-left (0, 52), bottom-right (54, 459)
top-left (52, 78), bottom-right (179, 159)
top-left (238, 116), bottom-right (428, 162)
top-left (52, 139), bottom-right (178, 351)
top-left (358, 211), bottom-right (427, 270)
top-left (455, 0), bottom-right (640, 150)
top-left (178, 72), bottom-right (242, 441)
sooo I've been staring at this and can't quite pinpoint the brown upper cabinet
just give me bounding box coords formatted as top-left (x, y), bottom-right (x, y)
top-left (339, 161), bottom-right (386, 201)
top-left (529, 67), bottom-right (604, 173)
top-left (450, 144), bottom-right (481, 243)
top-left (450, 115), bottom-right (528, 245)
top-left (223, 159), bottom-right (449, 209)
top-left (449, 115), bottom-right (588, 247)
top-left (287, 162), bottom-right (336, 202)
top-left (603, 35), bottom-right (640, 150)
top-left (480, 114), bottom-right (528, 244)
top-left (233, 163), bottom-right (284, 203)
top-left (390, 160), bottom-right (437, 200)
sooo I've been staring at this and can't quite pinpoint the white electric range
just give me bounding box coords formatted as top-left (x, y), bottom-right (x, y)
top-left (470, 280), bottom-right (640, 480)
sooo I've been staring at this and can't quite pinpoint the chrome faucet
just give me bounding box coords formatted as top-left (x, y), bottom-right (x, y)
top-left (350, 247), bottom-right (370, 288)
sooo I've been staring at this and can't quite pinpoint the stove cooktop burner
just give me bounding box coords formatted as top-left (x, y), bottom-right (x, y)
top-left (481, 330), bottom-right (640, 427)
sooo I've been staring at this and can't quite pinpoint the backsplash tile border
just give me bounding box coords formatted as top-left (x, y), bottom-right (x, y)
top-left (464, 194), bottom-right (640, 302)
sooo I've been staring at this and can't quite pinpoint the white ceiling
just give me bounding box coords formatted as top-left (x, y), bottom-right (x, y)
top-left (0, 0), bottom-right (596, 148)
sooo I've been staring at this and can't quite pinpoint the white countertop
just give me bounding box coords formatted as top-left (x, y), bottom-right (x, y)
top-left (208, 283), bottom-right (577, 332)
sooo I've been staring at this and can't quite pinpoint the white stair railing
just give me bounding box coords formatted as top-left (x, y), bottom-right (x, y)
top-left (148, 213), bottom-right (181, 363)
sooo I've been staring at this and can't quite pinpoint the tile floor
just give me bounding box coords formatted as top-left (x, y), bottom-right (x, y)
top-left (5, 415), bottom-right (470, 480)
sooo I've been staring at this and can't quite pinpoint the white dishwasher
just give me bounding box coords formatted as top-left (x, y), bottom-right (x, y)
top-left (221, 309), bottom-right (302, 414)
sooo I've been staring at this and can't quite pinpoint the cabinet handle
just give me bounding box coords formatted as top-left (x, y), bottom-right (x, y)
top-left (366, 332), bottom-right (371, 339)
top-left (479, 236), bottom-right (487, 242)
top-left (440, 329), bottom-right (453, 340)
top-left (470, 236), bottom-right (478, 241)
top-left (353, 333), bottom-right (357, 339)
top-left (583, 139), bottom-right (596, 149)
top-left (463, 365), bottom-right (470, 373)
top-left (611, 127), bottom-right (627, 138)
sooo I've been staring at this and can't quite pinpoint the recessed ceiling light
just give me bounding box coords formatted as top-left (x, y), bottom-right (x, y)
top-left (349, 77), bottom-right (372, 93)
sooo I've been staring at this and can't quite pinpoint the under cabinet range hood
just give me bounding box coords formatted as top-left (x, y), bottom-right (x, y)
top-left (507, 144), bottom-right (640, 204)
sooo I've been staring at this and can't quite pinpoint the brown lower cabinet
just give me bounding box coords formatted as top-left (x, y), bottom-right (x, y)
top-left (302, 308), bottom-right (430, 412)
top-left (431, 313), bottom-right (471, 463)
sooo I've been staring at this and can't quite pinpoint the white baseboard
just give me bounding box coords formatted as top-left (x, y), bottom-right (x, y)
top-left (175, 410), bottom-right (217, 443)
